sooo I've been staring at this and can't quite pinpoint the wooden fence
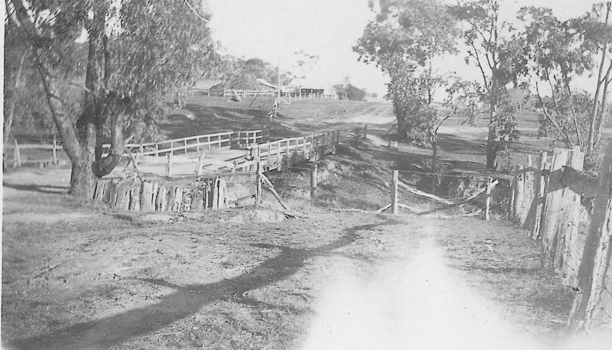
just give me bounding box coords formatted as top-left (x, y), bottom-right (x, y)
top-left (102, 130), bottom-right (262, 157)
top-left (3, 137), bottom-right (62, 168)
top-left (246, 130), bottom-right (340, 172)
top-left (3, 130), bottom-right (263, 169)
top-left (92, 172), bottom-right (260, 213)
top-left (509, 146), bottom-right (612, 333)
top-left (92, 130), bottom-right (342, 210)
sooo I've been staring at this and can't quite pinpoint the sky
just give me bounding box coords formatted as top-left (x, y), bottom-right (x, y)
top-left (206, 0), bottom-right (606, 96)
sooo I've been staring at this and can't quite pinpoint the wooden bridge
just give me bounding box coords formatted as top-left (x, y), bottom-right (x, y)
top-left (110, 129), bottom-right (341, 178)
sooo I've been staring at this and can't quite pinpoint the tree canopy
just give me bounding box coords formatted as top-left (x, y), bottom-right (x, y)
top-left (6, 0), bottom-right (218, 197)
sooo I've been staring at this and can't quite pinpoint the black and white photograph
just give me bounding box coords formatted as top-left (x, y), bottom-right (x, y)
top-left (2, 0), bottom-right (612, 349)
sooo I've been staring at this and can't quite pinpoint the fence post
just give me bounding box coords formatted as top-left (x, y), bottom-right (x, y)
top-left (256, 161), bottom-right (262, 205)
top-left (52, 135), bottom-right (58, 165)
top-left (166, 153), bottom-right (173, 177)
top-left (513, 165), bottom-right (524, 223)
top-left (13, 140), bottom-right (21, 168)
top-left (485, 177), bottom-right (492, 220)
top-left (321, 132), bottom-right (326, 154)
top-left (310, 163), bottom-right (318, 200)
top-left (195, 152), bottom-right (205, 175)
top-left (391, 170), bottom-right (399, 214)
top-left (531, 151), bottom-right (548, 239)
top-left (540, 148), bottom-right (571, 271)
top-left (277, 141), bottom-right (282, 171)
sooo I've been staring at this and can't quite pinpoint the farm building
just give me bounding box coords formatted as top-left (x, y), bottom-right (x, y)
top-left (193, 79), bottom-right (223, 95)
top-left (209, 77), bottom-right (278, 98)
top-left (286, 79), bottom-right (337, 99)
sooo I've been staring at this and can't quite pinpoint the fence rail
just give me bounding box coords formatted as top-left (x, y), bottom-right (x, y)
top-left (103, 130), bottom-right (262, 157)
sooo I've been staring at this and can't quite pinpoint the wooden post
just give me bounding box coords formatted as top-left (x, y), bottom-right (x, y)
top-left (166, 153), bottom-right (173, 177)
top-left (195, 152), bottom-right (205, 175)
top-left (140, 144), bottom-right (144, 157)
top-left (391, 170), bottom-right (399, 214)
top-left (13, 140), bottom-right (21, 168)
top-left (141, 182), bottom-right (153, 212)
top-left (314, 135), bottom-right (320, 162)
top-left (321, 132), bottom-right (326, 155)
top-left (211, 177), bottom-right (219, 210)
top-left (52, 135), bottom-right (58, 165)
top-left (310, 163), bottom-right (318, 200)
top-left (514, 165), bottom-right (524, 223)
top-left (531, 151), bottom-right (548, 239)
top-left (277, 141), bottom-right (282, 171)
top-left (184, 139), bottom-right (188, 154)
top-left (155, 143), bottom-right (159, 156)
top-left (540, 148), bottom-right (571, 271)
top-left (256, 162), bottom-right (262, 205)
top-left (485, 177), bottom-right (492, 220)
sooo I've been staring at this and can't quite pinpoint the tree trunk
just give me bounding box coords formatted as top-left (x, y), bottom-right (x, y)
top-left (4, 52), bottom-right (26, 144)
top-left (486, 118), bottom-right (497, 170)
top-left (594, 67), bottom-right (612, 149)
top-left (431, 137), bottom-right (439, 194)
top-left (395, 108), bottom-right (409, 141)
top-left (70, 150), bottom-right (96, 198)
top-left (588, 2), bottom-right (611, 153)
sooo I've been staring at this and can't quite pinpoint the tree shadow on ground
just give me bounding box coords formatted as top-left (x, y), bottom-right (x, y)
top-left (161, 105), bottom-right (301, 140)
top-left (9, 218), bottom-right (402, 350)
top-left (2, 183), bottom-right (69, 195)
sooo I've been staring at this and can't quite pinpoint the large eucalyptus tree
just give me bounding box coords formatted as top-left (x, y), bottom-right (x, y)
top-left (6, 0), bottom-right (218, 198)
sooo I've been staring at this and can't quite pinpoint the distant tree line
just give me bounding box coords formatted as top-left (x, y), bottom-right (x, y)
top-left (354, 0), bottom-right (612, 171)
top-left (333, 82), bottom-right (368, 101)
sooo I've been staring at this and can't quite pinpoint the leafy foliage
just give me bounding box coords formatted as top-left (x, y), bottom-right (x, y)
top-left (7, 0), bottom-right (218, 196)
top-left (354, 0), bottom-right (459, 143)
top-left (448, 0), bottom-right (522, 170)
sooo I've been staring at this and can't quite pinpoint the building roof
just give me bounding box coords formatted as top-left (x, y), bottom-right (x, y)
top-left (194, 79), bottom-right (223, 90)
top-left (256, 79), bottom-right (278, 89)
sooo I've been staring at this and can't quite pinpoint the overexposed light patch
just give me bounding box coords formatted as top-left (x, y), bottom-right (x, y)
top-left (300, 235), bottom-right (612, 350)
top-left (301, 238), bottom-right (541, 350)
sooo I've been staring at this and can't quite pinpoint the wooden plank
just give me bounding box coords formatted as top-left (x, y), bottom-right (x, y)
top-left (560, 166), bottom-right (600, 198)
top-left (529, 152), bottom-right (548, 239)
top-left (541, 149), bottom-right (569, 269)
top-left (568, 139), bottom-right (612, 331)
top-left (558, 149), bottom-right (585, 285)
top-left (418, 180), bottom-right (499, 216)
top-left (485, 177), bottom-right (492, 220)
top-left (261, 174), bottom-right (290, 211)
top-left (397, 181), bottom-right (454, 205)
top-left (172, 186), bottom-right (182, 211)
top-left (218, 179), bottom-right (227, 209)
top-left (129, 184), bottom-right (141, 211)
top-left (141, 182), bottom-right (153, 212)
top-left (211, 178), bottom-right (219, 210)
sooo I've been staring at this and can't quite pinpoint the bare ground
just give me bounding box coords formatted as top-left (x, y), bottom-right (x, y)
top-left (2, 98), bottom-right (597, 349)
